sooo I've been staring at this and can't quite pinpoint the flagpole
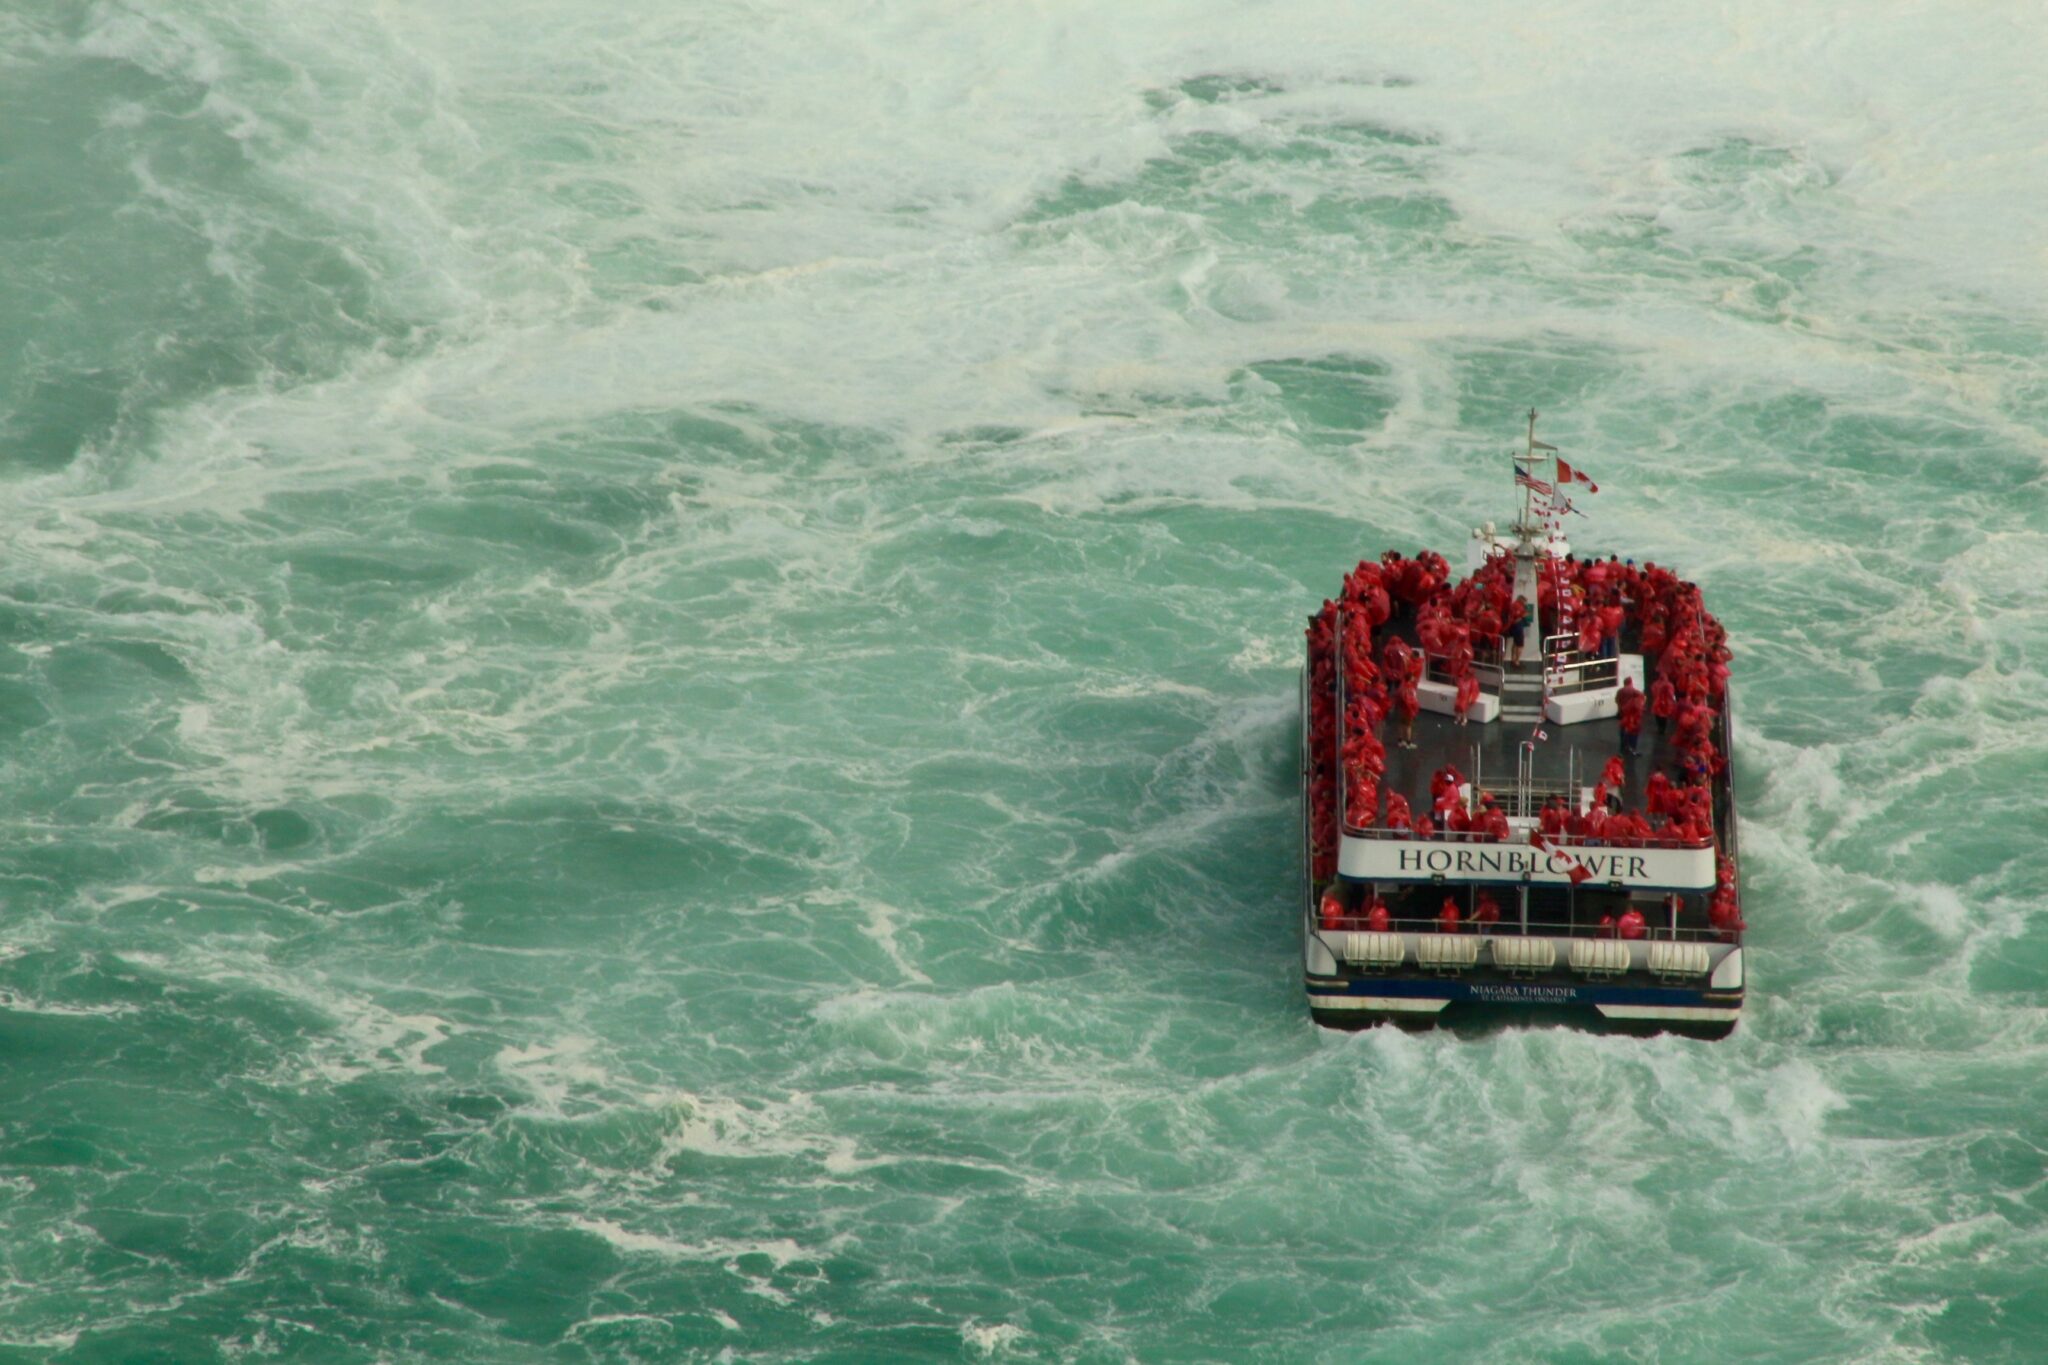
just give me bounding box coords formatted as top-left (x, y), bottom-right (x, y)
top-left (1522, 408), bottom-right (1537, 534)
top-left (1513, 411), bottom-right (1561, 685)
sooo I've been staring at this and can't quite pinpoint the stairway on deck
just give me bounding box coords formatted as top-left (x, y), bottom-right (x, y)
top-left (1496, 658), bottom-right (1546, 724)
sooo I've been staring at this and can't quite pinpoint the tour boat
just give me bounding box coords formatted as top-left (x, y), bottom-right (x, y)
top-left (1299, 413), bottom-right (1745, 1038)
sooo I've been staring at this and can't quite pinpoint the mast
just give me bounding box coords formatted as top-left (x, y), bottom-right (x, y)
top-left (1514, 407), bottom-right (1561, 541)
top-left (1509, 409), bottom-right (1558, 671)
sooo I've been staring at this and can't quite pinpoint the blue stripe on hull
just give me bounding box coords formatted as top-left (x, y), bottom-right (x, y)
top-left (1305, 975), bottom-right (1741, 1009)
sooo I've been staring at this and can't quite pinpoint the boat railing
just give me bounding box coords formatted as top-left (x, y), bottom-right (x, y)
top-left (1334, 611), bottom-right (1358, 832)
top-left (1300, 663), bottom-right (1315, 907)
top-left (1503, 775), bottom-right (1574, 820)
top-left (1423, 653), bottom-right (1504, 695)
top-left (1338, 824), bottom-right (1714, 851)
top-left (1317, 915), bottom-right (1732, 944)
top-left (1714, 684), bottom-right (1742, 873)
top-left (1545, 653), bottom-right (1620, 695)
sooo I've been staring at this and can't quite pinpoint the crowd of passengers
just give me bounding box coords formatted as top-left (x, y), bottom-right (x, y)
top-left (1314, 878), bottom-right (1743, 940)
top-left (1304, 546), bottom-right (1745, 937)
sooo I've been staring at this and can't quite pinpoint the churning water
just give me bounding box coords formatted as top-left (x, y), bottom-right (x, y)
top-left (3, 1), bottom-right (2046, 1360)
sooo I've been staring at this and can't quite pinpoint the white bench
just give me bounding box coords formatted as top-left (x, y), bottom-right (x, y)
top-left (1415, 934), bottom-right (1482, 971)
top-left (1417, 678), bottom-right (1501, 723)
top-left (1336, 932), bottom-right (1408, 968)
top-left (1568, 938), bottom-right (1632, 978)
top-left (1490, 937), bottom-right (1557, 975)
top-left (1648, 941), bottom-right (1711, 979)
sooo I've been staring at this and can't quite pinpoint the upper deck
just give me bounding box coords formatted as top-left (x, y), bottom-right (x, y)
top-left (1334, 636), bottom-right (1733, 894)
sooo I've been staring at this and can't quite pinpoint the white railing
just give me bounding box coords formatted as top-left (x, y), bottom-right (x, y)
top-left (1424, 653), bottom-right (1504, 694)
top-left (1545, 654), bottom-right (1619, 696)
top-left (1338, 824), bottom-right (1713, 851)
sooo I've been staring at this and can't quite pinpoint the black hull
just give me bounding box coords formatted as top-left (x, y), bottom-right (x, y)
top-left (1307, 996), bottom-right (1739, 1041)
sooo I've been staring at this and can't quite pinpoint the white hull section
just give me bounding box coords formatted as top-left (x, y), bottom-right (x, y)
top-left (1307, 994), bottom-right (1451, 1015)
top-left (1593, 1004), bottom-right (1742, 1024)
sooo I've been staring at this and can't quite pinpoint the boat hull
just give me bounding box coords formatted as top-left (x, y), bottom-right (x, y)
top-left (1299, 896), bottom-right (1745, 1038)
top-left (1305, 974), bottom-right (1741, 1039)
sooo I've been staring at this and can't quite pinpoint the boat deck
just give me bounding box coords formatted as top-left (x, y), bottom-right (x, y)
top-left (1321, 615), bottom-right (1740, 943)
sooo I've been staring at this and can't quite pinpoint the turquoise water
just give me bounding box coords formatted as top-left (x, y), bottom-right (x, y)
top-left (4, 2), bottom-right (2047, 1360)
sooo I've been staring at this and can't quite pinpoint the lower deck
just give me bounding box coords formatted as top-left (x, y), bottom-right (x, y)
top-left (1302, 907), bottom-right (1745, 1038)
top-left (1320, 878), bottom-right (1724, 938)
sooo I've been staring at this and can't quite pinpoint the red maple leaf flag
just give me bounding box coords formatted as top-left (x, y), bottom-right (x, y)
top-left (1557, 458), bottom-right (1600, 494)
top-left (1532, 827), bottom-right (1595, 882)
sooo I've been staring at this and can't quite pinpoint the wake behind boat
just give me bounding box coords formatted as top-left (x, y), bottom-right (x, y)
top-left (1300, 413), bottom-right (1745, 1038)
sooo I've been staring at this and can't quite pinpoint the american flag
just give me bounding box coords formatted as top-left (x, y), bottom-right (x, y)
top-left (1513, 463), bottom-right (1554, 496)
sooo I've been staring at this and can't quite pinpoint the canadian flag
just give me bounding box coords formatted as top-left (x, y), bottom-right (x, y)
top-left (1556, 458), bottom-right (1600, 494)
top-left (1530, 828), bottom-right (1594, 884)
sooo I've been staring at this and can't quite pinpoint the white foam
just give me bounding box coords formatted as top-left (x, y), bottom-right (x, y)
top-left (1893, 1212), bottom-right (2011, 1266)
top-left (0, 989), bottom-right (137, 1019)
top-left (962, 1322), bottom-right (1028, 1357)
top-left (493, 1036), bottom-right (614, 1112)
top-left (23, 0), bottom-right (2042, 531)
top-left (111, 947), bottom-right (459, 1081)
top-left (570, 1216), bottom-right (828, 1307)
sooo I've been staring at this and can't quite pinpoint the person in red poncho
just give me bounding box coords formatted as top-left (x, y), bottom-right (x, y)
top-left (1345, 773), bottom-right (1378, 829)
top-left (1651, 675), bottom-right (1677, 736)
top-left (1640, 611), bottom-right (1668, 664)
top-left (1445, 797), bottom-right (1472, 835)
top-left (1479, 795), bottom-right (1511, 841)
top-left (1345, 726), bottom-right (1386, 779)
top-left (1646, 769), bottom-right (1673, 820)
top-left (1437, 896), bottom-right (1462, 934)
top-left (1384, 791), bottom-right (1413, 835)
top-left (1598, 603), bottom-right (1624, 659)
top-left (1365, 580), bottom-right (1392, 630)
top-left (1394, 679), bottom-right (1420, 751)
top-left (1415, 610), bottom-right (1446, 657)
top-left (1616, 907), bottom-right (1647, 940)
top-left (1382, 634), bottom-right (1411, 682)
top-left (1320, 887), bottom-right (1347, 930)
top-left (1474, 603), bottom-right (1501, 652)
top-left (1616, 677), bottom-right (1645, 756)
top-left (1402, 558), bottom-right (1439, 607)
top-left (1473, 890), bottom-right (1502, 929)
top-left (1454, 673), bottom-right (1480, 726)
top-left (1364, 896), bottom-right (1392, 933)
top-left (1708, 884), bottom-right (1745, 941)
top-left (1448, 631), bottom-right (1475, 680)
